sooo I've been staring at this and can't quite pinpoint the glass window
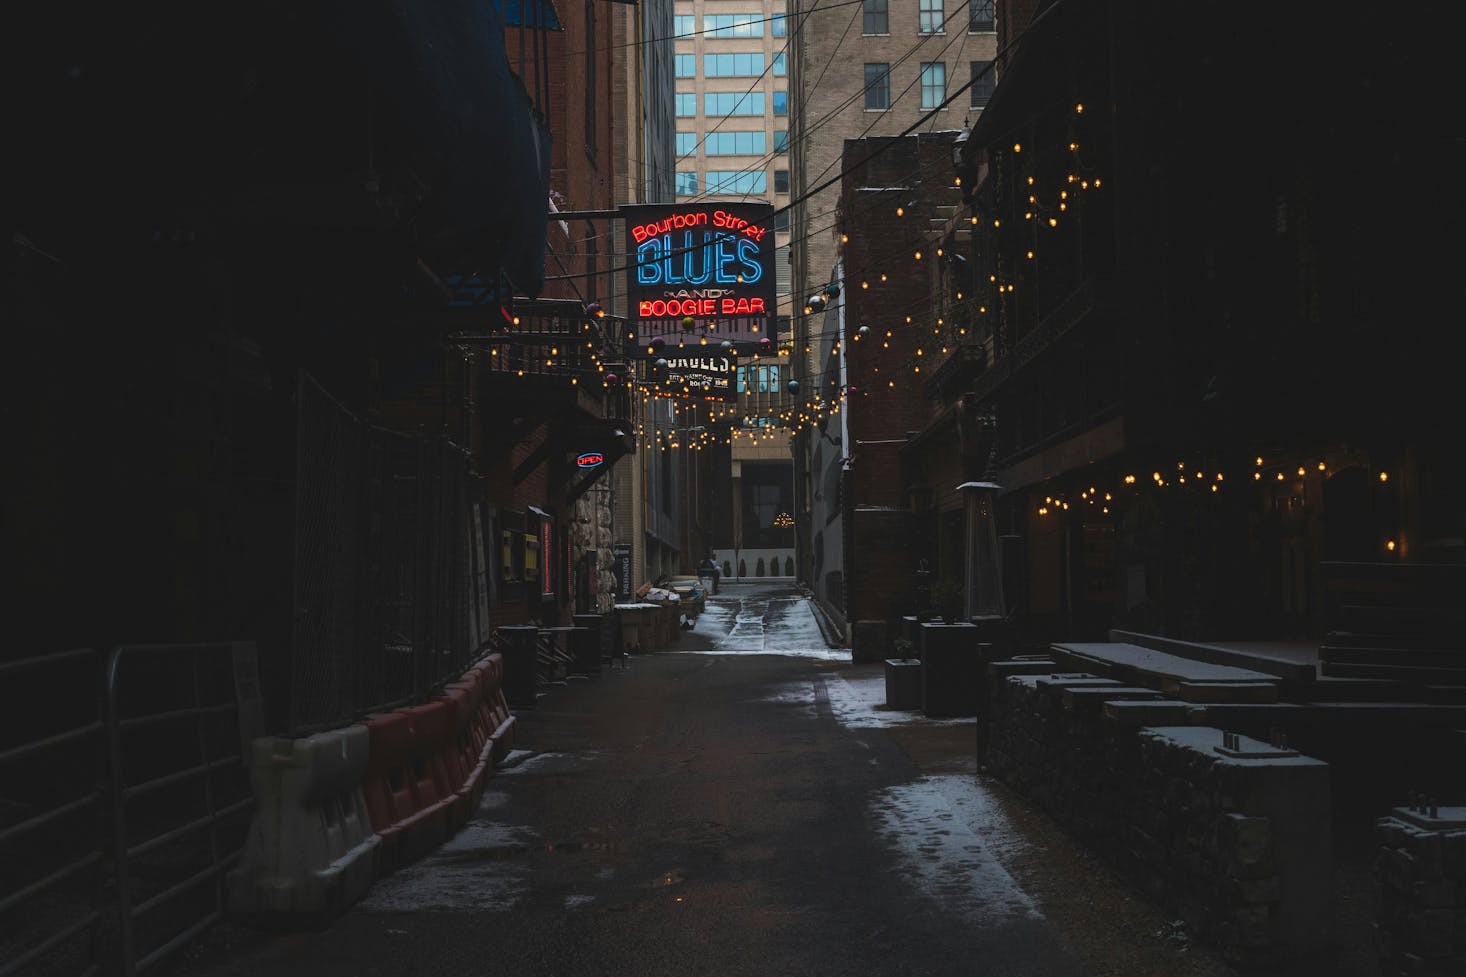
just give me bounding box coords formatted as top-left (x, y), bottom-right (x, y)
top-left (862, 0), bottom-right (887, 35)
top-left (773, 91), bottom-right (788, 116)
top-left (705, 170), bottom-right (768, 194)
top-left (919, 0), bottom-right (944, 33)
top-left (675, 53), bottom-right (696, 78)
top-left (676, 93), bottom-right (697, 116)
top-left (920, 62), bottom-right (946, 109)
top-left (772, 209), bottom-right (790, 232)
top-left (771, 13), bottom-right (787, 36)
top-left (863, 63), bottom-right (890, 110)
top-left (676, 171), bottom-right (699, 195)
top-left (705, 131), bottom-right (767, 155)
top-left (704, 13), bottom-right (762, 38)
top-left (704, 52), bottom-right (765, 77)
top-left (969, 0), bottom-right (994, 31)
top-left (774, 169), bottom-right (789, 193)
top-left (674, 14), bottom-right (696, 37)
top-left (773, 53), bottom-right (787, 76)
top-left (676, 131), bottom-right (699, 156)
top-left (705, 91), bottom-right (765, 116)
top-left (773, 130), bottom-right (790, 153)
top-left (969, 61), bottom-right (995, 107)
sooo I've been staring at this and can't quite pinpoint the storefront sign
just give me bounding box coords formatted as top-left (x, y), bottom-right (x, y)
top-left (622, 202), bottom-right (777, 347)
top-left (613, 543), bottom-right (632, 600)
top-left (652, 355), bottom-right (734, 401)
top-left (576, 452), bottom-right (605, 469)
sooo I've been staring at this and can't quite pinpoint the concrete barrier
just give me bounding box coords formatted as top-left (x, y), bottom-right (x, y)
top-left (226, 726), bottom-right (379, 919)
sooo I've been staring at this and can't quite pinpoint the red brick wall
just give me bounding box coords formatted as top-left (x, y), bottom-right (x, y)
top-left (838, 133), bottom-right (961, 622)
top-left (840, 134), bottom-right (959, 509)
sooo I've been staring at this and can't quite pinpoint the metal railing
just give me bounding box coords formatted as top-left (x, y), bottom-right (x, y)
top-left (105, 643), bottom-right (260, 977)
top-left (0, 649), bottom-right (107, 977)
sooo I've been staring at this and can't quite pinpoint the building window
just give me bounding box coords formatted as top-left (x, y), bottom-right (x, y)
top-left (771, 13), bottom-right (787, 36)
top-left (863, 63), bottom-right (890, 110)
top-left (704, 91), bottom-right (765, 116)
top-left (737, 364), bottom-right (782, 392)
top-left (675, 53), bottom-right (696, 78)
top-left (706, 131), bottom-right (767, 155)
top-left (704, 52), bottom-right (764, 77)
top-left (773, 52), bottom-right (787, 76)
top-left (920, 62), bottom-right (946, 109)
top-left (674, 14), bottom-right (695, 37)
top-left (705, 170), bottom-right (768, 195)
top-left (862, 0), bottom-right (888, 34)
top-left (676, 93), bottom-right (697, 116)
top-left (774, 130), bottom-right (789, 154)
top-left (969, 0), bottom-right (995, 31)
top-left (704, 13), bottom-right (762, 38)
top-left (772, 209), bottom-right (790, 232)
top-left (774, 169), bottom-right (789, 193)
top-left (773, 91), bottom-right (788, 116)
top-left (676, 171), bottom-right (699, 195)
top-left (918, 0), bottom-right (944, 34)
top-left (776, 243), bottom-right (791, 293)
top-left (676, 131), bottom-right (698, 157)
top-left (970, 61), bottom-right (995, 107)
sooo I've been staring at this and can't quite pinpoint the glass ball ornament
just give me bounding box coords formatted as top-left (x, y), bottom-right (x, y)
top-left (681, 315), bottom-right (696, 331)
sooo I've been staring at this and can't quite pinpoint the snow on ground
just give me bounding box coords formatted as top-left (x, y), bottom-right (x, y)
top-left (685, 593), bottom-right (843, 659)
top-left (869, 775), bottom-right (1042, 924)
top-left (821, 670), bottom-right (973, 728)
top-left (356, 818), bottom-right (539, 913)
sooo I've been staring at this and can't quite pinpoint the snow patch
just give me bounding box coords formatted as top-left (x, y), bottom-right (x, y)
top-left (822, 671), bottom-right (973, 728)
top-left (357, 820), bottom-right (539, 913)
top-left (870, 776), bottom-right (1041, 923)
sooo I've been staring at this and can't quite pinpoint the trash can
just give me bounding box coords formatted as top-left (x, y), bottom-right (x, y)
top-left (572, 614), bottom-right (603, 674)
top-left (884, 658), bottom-right (922, 710)
top-left (919, 621), bottom-right (979, 717)
top-left (497, 625), bottom-right (540, 710)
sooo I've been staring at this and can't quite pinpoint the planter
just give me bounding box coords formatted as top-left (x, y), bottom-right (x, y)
top-left (884, 658), bottom-right (922, 710)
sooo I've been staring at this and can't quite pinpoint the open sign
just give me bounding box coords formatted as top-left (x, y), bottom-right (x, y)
top-left (576, 452), bottom-right (605, 469)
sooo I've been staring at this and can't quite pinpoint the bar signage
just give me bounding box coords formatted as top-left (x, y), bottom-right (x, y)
top-left (576, 452), bottom-right (605, 469)
top-left (622, 202), bottom-right (777, 348)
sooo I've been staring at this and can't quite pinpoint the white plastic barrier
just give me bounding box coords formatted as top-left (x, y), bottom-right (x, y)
top-left (227, 726), bottom-right (380, 919)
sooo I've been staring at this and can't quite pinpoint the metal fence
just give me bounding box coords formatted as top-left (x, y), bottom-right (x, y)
top-left (291, 372), bottom-right (481, 734)
top-left (1, 643), bottom-right (262, 977)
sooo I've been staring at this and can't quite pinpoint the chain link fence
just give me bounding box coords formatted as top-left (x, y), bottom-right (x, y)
top-left (290, 373), bottom-right (481, 734)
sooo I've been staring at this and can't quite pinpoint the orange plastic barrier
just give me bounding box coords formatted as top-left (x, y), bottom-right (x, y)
top-left (359, 704), bottom-right (454, 875)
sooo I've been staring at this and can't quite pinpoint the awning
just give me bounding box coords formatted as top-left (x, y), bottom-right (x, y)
top-left (328, 0), bottom-right (551, 294)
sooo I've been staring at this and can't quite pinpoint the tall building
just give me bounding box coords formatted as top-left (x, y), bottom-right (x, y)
top-left (671, 0), bottom-right (799, 581)
top-left (789, 0), bottom-right (997, 622)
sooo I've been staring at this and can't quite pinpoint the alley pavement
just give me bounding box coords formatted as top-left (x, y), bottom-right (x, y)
top-left (177, 583), bottom-right (1236, 977)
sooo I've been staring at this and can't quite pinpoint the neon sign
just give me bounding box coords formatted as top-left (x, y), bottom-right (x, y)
top-left (622, 202), bottom-right (777, 348)
top-left (576, 452), bottom-right (605, 469)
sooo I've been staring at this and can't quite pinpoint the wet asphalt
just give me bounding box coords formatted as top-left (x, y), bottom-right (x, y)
top-left (177, 583), bottom-right (1097, 977)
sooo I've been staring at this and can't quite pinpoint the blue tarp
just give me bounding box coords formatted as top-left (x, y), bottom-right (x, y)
top-left (329, 0), bottom-right (551, 295)
top-left (496, 0), bottom-right (565, 29)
